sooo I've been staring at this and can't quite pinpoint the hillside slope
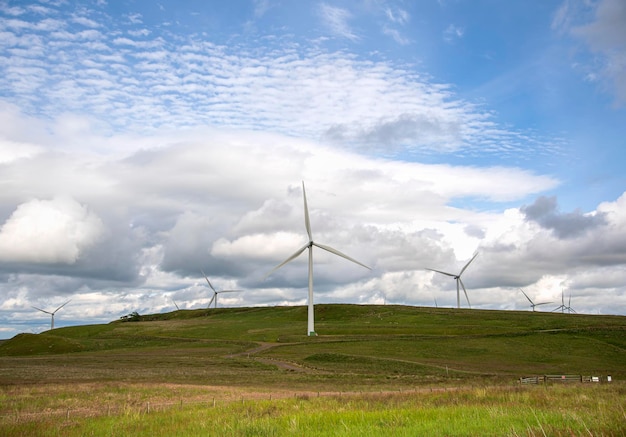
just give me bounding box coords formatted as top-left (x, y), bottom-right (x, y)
top-left (1, 305), bottom-right (624, 390)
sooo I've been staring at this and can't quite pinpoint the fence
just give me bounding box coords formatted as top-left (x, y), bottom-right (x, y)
top-left (519, 375), bottom-right (612, 384)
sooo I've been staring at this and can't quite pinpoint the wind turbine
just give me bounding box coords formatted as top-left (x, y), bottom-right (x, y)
top-left (32, 300), bottom-right (71, 330)
top-left (172, 299), bottom-right (180, 311)
top-left (552, 290), bottom-right (576, 314)
top-left (426, 253), bottom-right (478, 309)
top-left (265, 181), bottom-right (371, 336)
top-left (201, 270), bottom-right (243, 308)
top-left (565, 293), bottom-right (576, 314)
top-left (519, 288), bottom-right (553, 312)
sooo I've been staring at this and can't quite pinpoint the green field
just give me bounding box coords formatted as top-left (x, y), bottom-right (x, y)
top-left (1, 304), bottom-right (625, 435)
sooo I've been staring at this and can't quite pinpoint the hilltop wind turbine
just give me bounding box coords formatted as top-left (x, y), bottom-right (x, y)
top-left (265, 181), bottom-right (371, 336)
top-left (519, 288), bottom-right (553, 312)
top-left (201, 270), bottom-right (243, 308)
top-left (553, 290), bottom-right (576, 314)
top-left (426, 253), bottom-right (478, 309)
top-left (32, 300), bottom-right (71, 330)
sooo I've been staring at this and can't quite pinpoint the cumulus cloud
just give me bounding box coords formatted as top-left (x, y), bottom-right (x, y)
top-left (521, 196), bottom-right (607, 239)
top-left (0, 197), bottom-right (104, 264)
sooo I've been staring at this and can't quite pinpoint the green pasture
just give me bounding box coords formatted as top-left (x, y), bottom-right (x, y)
top-left (0, 304), bottom-right (624, 435)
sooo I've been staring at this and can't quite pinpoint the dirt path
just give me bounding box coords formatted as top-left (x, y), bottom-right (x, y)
top-left (226, 341), bottom-right (324, 373)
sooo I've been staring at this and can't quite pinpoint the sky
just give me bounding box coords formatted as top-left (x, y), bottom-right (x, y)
top-left (0, 0), bottom-right (625, 338)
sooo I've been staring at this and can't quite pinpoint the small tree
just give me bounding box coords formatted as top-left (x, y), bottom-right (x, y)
top-left (120, 311), bottom-right (141, 322)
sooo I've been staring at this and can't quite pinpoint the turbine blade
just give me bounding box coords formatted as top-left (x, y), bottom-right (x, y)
top-left (302, 181), bottom-right (312, 242)
top-left (207, 293), bottom-right (216, 308)
top-left (425, 268), bottom-right (456, 278)
top-left (32, 306), bottom-right (52, 315)
top-left (264, 244), bottom-right (309, 279)
top-left (201, 269), bottom-right (216, 292)
top-left (535, 302), bottom-right (553, 306)
top-left (216, 289), bottom-right (243, 294)
top-left (459, 252), bottom-right (478, 276)
top-left (53, 300), bottom-right (71, 314)
top-left (459, 278), bottom-right (471, 308)
top-left (519, 288), bottom-right (533, 304)
top-left (314, 242), bottom-right (371, 270)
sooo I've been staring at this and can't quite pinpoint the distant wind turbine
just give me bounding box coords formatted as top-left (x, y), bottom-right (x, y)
top-left (566, 294), bottom-right (577, 314)
top-left (32, 300), bottom-right (71, 330)
top-left (265, 181), bottom-right (371, 336)
top-left (519, 288), bottom-right (552, 312)
top-left (552, 290), bottom-right (576, 314)
top-left (426, 253), bottom-right (478, 309)
top-left (201, 270), bottom-right (243, 308)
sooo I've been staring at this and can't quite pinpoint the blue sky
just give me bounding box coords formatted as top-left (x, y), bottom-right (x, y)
top-left (0, 0), bottom-right (625, 338)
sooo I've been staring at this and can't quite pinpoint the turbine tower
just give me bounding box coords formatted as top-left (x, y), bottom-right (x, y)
top-left (201, 270), bottom-right (243, 308)
top-left (426, 253), bottom-right (478, 308)
top-left (32, 300), bottom-right (71, 330)
top-left (519, 288), bottom-right (553, 312)
top-left (265, 181), bottom-right (371, 336)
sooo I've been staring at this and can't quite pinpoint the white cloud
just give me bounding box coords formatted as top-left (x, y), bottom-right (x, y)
top-left (444, 24), bottom-right (464, 43)
top-left (126, 13), bottom-right (143, 25)
top-left (0, 19), bottom-right (563, 159)
top-left (0, 139), bottom-right (42, 163)
top-left (0, 197), bottom-right (104, 264)
top-left (555, 0), bottom-right (626, 104)
top-left (318, 3), bottom-right (359, 41)
top-left (384, 7), bottom-right (409, 25)
top-left (253, 0), bottom-right (273, 18)
top-left (383, 26), bottom-right (410, 45)
top-left (71, 15), bottom-right (100, 28)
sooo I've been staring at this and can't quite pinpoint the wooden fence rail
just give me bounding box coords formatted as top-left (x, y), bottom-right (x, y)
top-left (519, 375), bottom-right (611, 384)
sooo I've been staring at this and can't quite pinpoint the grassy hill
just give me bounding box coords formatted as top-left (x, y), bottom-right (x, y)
top-left (1, 304), bottom-right (624, 391)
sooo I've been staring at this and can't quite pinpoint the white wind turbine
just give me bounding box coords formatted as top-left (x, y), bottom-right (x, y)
top-left (426, 253), bottom-right (478, 309)
top-left (32, 300), bottom-right (71, 330)
top-left (553, 290), bottom-right (576, 314)
top-left (265, 181), bottom-right (371, 336)
top-left (201, 270), bottom-right (243, 308)
top-left (519, 288), bottom-right (552, 312)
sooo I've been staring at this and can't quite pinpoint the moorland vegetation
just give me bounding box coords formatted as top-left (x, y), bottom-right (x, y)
top-left (1, 304), bottom-right (624, 435)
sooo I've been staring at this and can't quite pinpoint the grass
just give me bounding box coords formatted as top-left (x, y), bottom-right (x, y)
top-left (1, 384), bottom-right (624, 436)
top-left (0, 304), bottom-right (624, 435)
